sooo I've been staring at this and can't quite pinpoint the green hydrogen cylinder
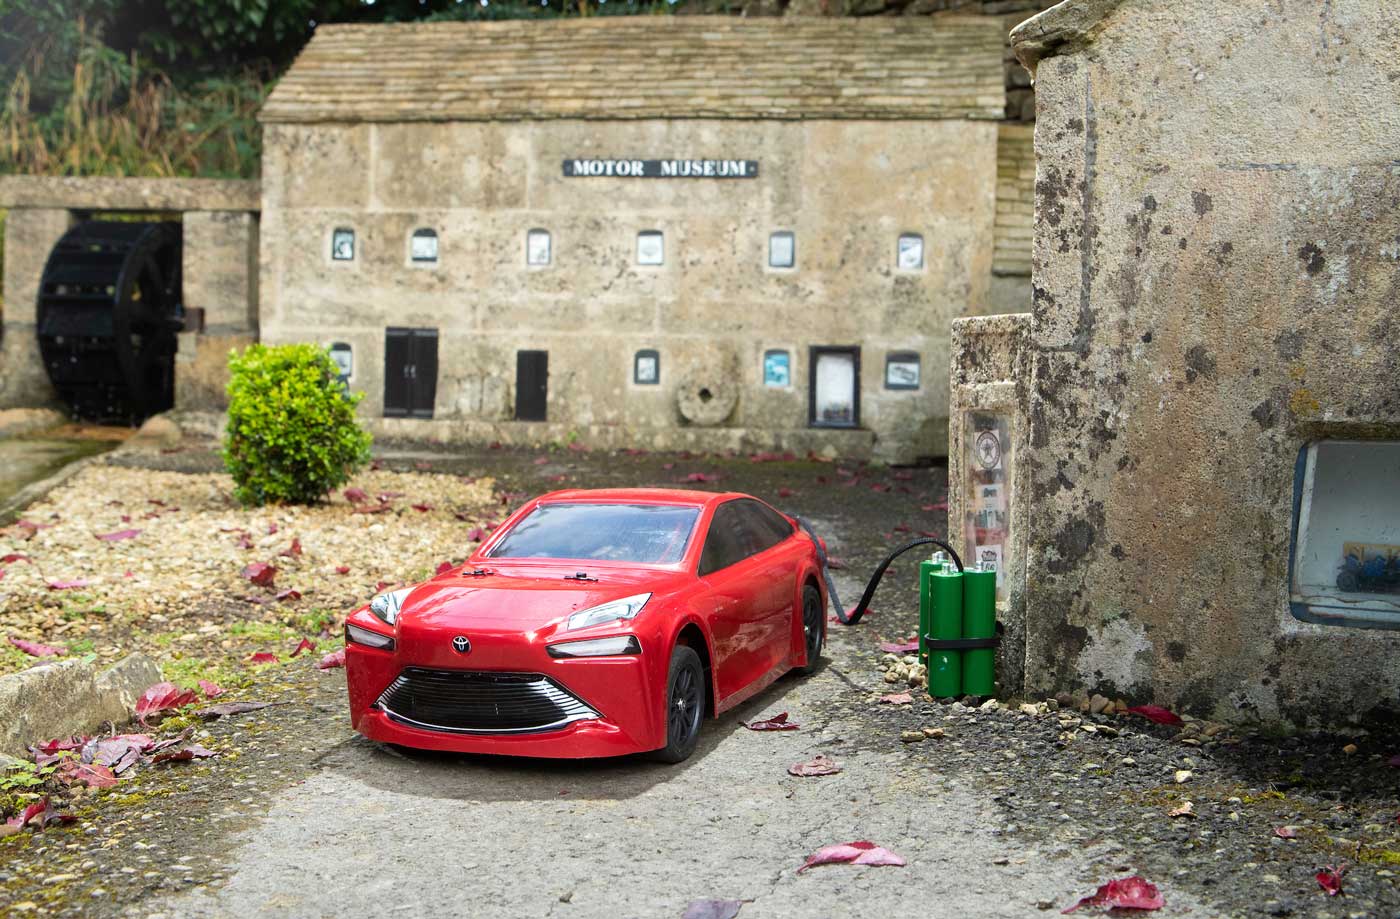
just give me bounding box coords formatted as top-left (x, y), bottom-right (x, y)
top-left (924, 562), bottom-right (964, 698)
top-left (961, 565), bottom-right (998, 697)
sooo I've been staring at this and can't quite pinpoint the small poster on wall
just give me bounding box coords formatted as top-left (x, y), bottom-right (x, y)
top-left (763, 350), bottom-right (790, 388)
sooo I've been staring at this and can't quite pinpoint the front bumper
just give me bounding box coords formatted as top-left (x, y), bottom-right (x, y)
top-left (344, 616), bottom-right (665, 759)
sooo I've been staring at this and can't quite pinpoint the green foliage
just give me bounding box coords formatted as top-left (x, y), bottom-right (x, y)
top-left (0, 760), bottom-right (54, 793)
top-left (223, 343), bottom-right (371, 506)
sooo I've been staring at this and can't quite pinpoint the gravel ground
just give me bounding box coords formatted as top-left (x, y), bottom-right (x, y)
top-left (0, 439), bottom-right (1396, 918)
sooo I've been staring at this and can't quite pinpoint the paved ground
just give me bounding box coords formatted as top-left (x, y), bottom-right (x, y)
top-left (2, 444), bottom-right (1396, 918)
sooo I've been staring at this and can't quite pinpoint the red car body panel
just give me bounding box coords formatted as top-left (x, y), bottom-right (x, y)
top-left (344, 488), bottom-right (826, 759)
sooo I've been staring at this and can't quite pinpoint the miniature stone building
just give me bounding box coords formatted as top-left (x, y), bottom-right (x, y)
top-left (950, 0), bottom-right (1400, 722)
top-left (255, 17), bottom-right (1016, 461)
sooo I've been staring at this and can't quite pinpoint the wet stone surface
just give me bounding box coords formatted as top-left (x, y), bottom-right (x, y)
top-left (0, 442), bottom-right (1395, 918)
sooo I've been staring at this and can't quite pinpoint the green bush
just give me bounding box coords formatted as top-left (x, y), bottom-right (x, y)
top-left (223, 343), bottom-right (371, 506)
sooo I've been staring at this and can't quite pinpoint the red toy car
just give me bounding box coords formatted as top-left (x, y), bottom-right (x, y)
top-left (343, 488), bottom-right (827, 762)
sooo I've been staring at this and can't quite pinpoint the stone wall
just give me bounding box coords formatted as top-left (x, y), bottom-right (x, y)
top-left (1007, 0), bottom-right (1400, 724)
top-left (259, 118), bottom-right (1002, 461)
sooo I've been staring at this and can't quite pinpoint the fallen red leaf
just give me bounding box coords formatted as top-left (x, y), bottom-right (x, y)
top-left (878, 640), bottom-right (919, 654)
top-left (241, 562), bottom-right (277, 587)
top-left (4, 797), bottom-right (75, 833)
top-left (198, 680), bottom-right (225, 699)
top-left (47, 579), bottom-right (92, 590)
top-left (56, 760), bottom-right (118, 788)
top-left (893, 523), bottom-right (911, 532)
top-left (870, 483), bottom-right (891, 493)
top-left (152, 743), bottom-right (219, 764)
top-left (95, 528), bottom-right (141, 542)
top-left (247, 652), bottom-right (278, 664)
top-left (352, 503), bottom-right (392, 515)
top-left (436, 560), bottom-right (454, 575)
top-left (879, 693), bottom-right (914, 705)
top-left (266, 522), bottom-right (278, 534)
top-left (681, 899), bottom-right (743, 919)
top-left (1, 552), bottom-right (30, 564)
top-left (9, 636), bottom-right (64, 658)
top-left (290, 637), bottom-right (316, 657)
top-left (1062, 876), bottom-right (1164, 913)
top-left (1315, 865), bottom-right (1346, 897)
top-left (788, 755), bottom-right (842, 777)
top-left (279, 538), bottom-right (303, 557)
top-left (466, 527), bottom-right (486, 541)
top-left (91, 735), bottom-right (153, 773)
top-left (1125, 705), bottom-right (1184, 726)
top-left (335, 565), bottom-right (350, 575)
top-left (30, 736), bottom-right (88, 766)
top-left (343, 487), bottom-right (369, 505)
top-left (824, 557), bottom-right (847, 570)
top-left (533, 456), bottom-right (549, 465)
top-left (412, 503), bottom-right (433, 513)
top-left (777, 488), bottom-right (795, 498)
top-left (134, 682), bottom-right (198, 724)
top-left (1274, 826), bottom-right (1297, 839)
top-left (235, 532), bottom-right (254, 550)
top-left (275, 588), bottom-right (301, 602)
top-left (317, 649), bottom-right (347, 670)
top-left (685, 472), bottom-right (717, 483)
top-left (377, 491), bottom-right (405, 502)
top-left (197, 701), bottom-right (274, 720)
top-left (921, 502), bottom-right (949, 512)
top-left (798, 840), bottom-right (906, 873)
top-left (745, 712), bottom-right (799, 731)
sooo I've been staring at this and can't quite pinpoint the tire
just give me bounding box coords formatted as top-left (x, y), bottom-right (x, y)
top-left (799, 583), bottom-right (824, 675)
top-left (649, 645), bottom-right (705, 764)
top-left (1337, 570), bottom-right (1359, 592)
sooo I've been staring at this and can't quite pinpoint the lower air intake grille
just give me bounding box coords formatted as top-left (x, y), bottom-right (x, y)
top-left (375, 668), bottom-right (600, 734)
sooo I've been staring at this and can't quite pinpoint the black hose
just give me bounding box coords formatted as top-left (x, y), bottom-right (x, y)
top-left (798, 518), bottom-right (963, 627)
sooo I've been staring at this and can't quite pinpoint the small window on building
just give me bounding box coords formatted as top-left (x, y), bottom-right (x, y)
top-left (410, 228), bottom-right (439, 263)
top-left (884, 351), bottom-right (921, 390)
top-left (637, 230), bottom-right (664, 266)
top-left (1290, 440), bottom-right (1400, 628)
top-left (634, 349), bottom-right (660, 385)
top-left (527, 229), bottom-right (551, 266)
top-left (328, 342), bottom-right (353, 383)
top-left (809, 346), bottom-right (860, 429)
top-left (768, 231), bottom-right (795, 269)
top-left (896, 233), bottom-right (924, 271)
top-left (763, 349), bottom-right (791, 388)
top-left (332, 228), bottom-right (355, 262)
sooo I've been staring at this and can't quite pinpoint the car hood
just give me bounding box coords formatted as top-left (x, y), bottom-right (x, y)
top-left (396, 564), bottom-right (683, 631)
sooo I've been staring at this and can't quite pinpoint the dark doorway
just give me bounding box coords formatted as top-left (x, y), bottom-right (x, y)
top-left (515, 350), bottom-right (548, 421)
top-left (383, 327), bottom-right (438, 419)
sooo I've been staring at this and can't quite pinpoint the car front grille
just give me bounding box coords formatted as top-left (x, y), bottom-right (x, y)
top-left (374, 668), bottom-right (601, 735)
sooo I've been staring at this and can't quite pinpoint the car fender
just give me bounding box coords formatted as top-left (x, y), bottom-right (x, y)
top-left (666, 611), bottom-right (721, 718)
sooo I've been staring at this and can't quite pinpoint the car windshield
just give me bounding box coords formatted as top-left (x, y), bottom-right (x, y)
top-left (486, 503), bottom-right (700, 565)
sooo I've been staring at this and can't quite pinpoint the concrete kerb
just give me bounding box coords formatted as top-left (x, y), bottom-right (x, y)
top-left (0, 654), bottom-right (162, 757)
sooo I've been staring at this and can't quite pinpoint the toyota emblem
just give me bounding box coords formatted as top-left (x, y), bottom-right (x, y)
top-left (451, 635), bottom-right (471, 654)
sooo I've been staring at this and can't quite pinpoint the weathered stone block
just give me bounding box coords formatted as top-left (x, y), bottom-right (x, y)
top-left (0, 654), bottom-right (161, 757)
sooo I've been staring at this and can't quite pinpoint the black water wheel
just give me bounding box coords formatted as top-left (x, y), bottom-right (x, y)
top-left (36, 220), bottom-right (183, 424)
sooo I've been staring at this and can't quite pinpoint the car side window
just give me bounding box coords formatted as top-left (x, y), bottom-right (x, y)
top-left (698, 503), bottom-right (749, 576)
top-left (745, 500), bottom-right (795, 549)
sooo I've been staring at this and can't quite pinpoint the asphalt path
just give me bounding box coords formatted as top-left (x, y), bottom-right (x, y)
top-left (139, 509), bottom-right (1205, 919)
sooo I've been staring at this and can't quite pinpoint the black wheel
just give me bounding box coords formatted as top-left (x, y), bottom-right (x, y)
top-left (1337, 570), bottom-right (1359, 592)
top-left (649, 645), bottom-right (705, 764)
top-left (799, 583), bottom-right (824, 675)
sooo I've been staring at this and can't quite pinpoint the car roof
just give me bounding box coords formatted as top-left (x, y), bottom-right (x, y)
top-left (536, 488), bottom-right (742, 508)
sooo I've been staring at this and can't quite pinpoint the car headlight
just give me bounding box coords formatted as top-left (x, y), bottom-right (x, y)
top-left (369, 588), bottom-right (411, 625)
top-left (346, 622), bottom-right (396, 650)
top-left (547, 635), bottom-right (642, 658)
top-left (566, 592), bottom-right (651, 631)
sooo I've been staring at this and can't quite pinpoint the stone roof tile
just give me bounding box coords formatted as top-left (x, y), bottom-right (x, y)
top-left (261, 17), bottom-right (1006, 123)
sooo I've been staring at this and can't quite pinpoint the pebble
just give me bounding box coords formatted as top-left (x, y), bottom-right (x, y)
top-left (900, 731), bottom-right (925, 743)
top-left (1174, 770), bottom-right (1193, 784)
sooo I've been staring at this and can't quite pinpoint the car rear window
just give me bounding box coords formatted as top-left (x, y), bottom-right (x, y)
top-left (487, 503), bottom-right (701, 564)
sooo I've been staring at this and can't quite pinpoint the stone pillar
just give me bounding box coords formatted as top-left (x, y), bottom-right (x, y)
top-left (0, 208), bottom-right (72, 409)
top-left (175, 210), bottom-right (259, 412)
top-left (948, 312), bottom-right (1031, 696)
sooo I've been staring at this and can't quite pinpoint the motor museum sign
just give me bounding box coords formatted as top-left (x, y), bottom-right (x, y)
top-left (562, 158), bottom-right (759, 179)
